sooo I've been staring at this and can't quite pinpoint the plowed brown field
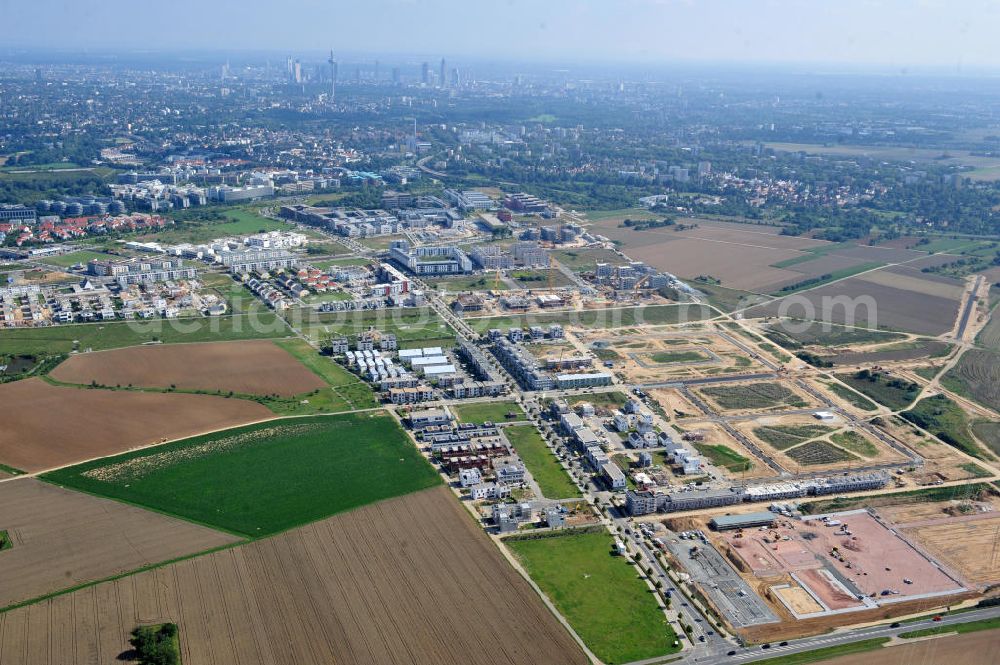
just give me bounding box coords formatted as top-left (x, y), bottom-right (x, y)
top-left (0, 378), bottom-right (273, 472)
top-left (50, 340), bottom-right (325, 396)
top-left (0, 478), bottom-right (240, 609)
top-left (0, 487), bottom-right (588, 665)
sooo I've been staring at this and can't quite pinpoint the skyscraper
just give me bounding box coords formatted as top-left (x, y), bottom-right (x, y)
top-left (328, 49), bottom-right (337, 101)
top-left (439, 58), bottom-right (446, 88)
top-left (421, 62), bottom-right (430, 85)
top-left (392, 67), bottom-right (401, 85)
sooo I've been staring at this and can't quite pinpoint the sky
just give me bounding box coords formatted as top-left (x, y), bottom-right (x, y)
top-left (5, 0), bottom-right (1000, 70)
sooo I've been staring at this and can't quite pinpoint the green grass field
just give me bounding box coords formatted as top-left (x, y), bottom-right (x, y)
top-left (39, 250), bottom-right (114, 268)
top-left (506, 531), bottom-right (678, 664)
top-left (901, 395), bottom-right (985, 459)
top-left (694, 443), bottom-right (752, 472)
top-left (451, 401), bottom-right (525, 424)
top-left (0, 314), bottom-right (290, 356)
top-left (647, 350), bottom-right (708, 364)
top-left (826, 382), bottom-right (879, 411)
top-left (835, 371), bottom-right (920, 410)
top-left (43, 412), bottom-right (439, 537)
top-left (295, 306), bottom-right (456, 347)
top-left (700, 382), bottom-right (807, 411)
top-left (272, 338), bottom-right (378, 411)
top-left (752, 424), bottom-right (836, 450)
top-left (567, 391), bottom-right (629, 412)
top-left (503, 425), bottom-right (580, 499)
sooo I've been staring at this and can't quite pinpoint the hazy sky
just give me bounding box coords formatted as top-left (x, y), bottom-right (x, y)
top-left (5, 0), bottom-right (1000, 69)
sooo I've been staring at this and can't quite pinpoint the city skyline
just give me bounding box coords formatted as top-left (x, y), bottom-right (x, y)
top-left (5, 0), bottom-right (1000, 70)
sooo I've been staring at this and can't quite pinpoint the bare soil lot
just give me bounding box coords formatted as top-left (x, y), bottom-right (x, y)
top-left (0, 478), bottom-right (239, 609)
top-left (0, 486), bottom-right (586, 665)
top-left (899, 513), bottom-right (1000, 587)
top-left (50, 340), bottom-right (325, 397)
top-left (0, 378), bottom-right (272, 472)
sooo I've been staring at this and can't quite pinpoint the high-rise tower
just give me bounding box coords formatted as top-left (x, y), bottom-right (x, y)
top-left (327, 49), bottom-right (337, 101)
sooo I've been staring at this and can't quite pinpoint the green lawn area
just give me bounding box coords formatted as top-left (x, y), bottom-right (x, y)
top-left (0, 314), bottom-right (289, 356)
top-left (503, 425), bottom-right (580, 499)
top-left (426, 274), bottom-right (509, 292)
top-left (39, 250), bottom-right (113, 268)
top-left (451, 401), bottom-right (525, 424)
top-left (647, 350), bottom-right (708, 364)
top-left (42, 412), bottom-right (440, 537)
top-left (693, 443), bottom-right (752, 472)
top-left (465, 304), bottom-right (712, 332)
top-left (899, 617), bottom-right (1000, 638)
top-left (506, 531), bottom-right (678, 664)
top-left (751, 638), bottom-right (889, 665)
top-left (567, 391), bottom-right (629, 412)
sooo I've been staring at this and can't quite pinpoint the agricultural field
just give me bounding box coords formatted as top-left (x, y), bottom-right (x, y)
top-left (942, 349), bottom-right (1000, 414)
top-left (0, 478), bottom-right (239, 609)
top-left (829, 430), bottom-right (879, 458)
top-left (976, 307), bottom-right (1000, 350)
top-left (43, 412), bottom-right (440, 537)
top-left (0, 487), bottom-right (587, 665)
top-left (48, 340), bottom-right (326, 396)
top-left (696, 381), bottom-right (810, 412)
top-left (504, 425), bottom-right (580, 499)
top-left (0, 378), bottom-right (272, 473)
top-left (901, 514), bottom-right (1000, 586)
top-left (746, 270), bottom-right (963, 336)
top-left (506, 530), bottom-right (678, 664)
top-left (972, 421), bottom-right (1000, 456)
top-left (0, 313), bottom-right (289, 356)
top-left (588, 218), bottom-right (829, 292)
top-left (452, 400), bottom-right (525, 424)
top-left (819, 340), bottom-right (951, 366)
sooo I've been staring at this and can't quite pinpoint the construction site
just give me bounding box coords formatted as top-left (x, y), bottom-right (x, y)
top-left (718, 509), bottom-right (965, 621)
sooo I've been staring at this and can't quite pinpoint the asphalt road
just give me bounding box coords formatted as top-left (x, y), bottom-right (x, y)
top-left (678, 605), bottom-right (1000, 665)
